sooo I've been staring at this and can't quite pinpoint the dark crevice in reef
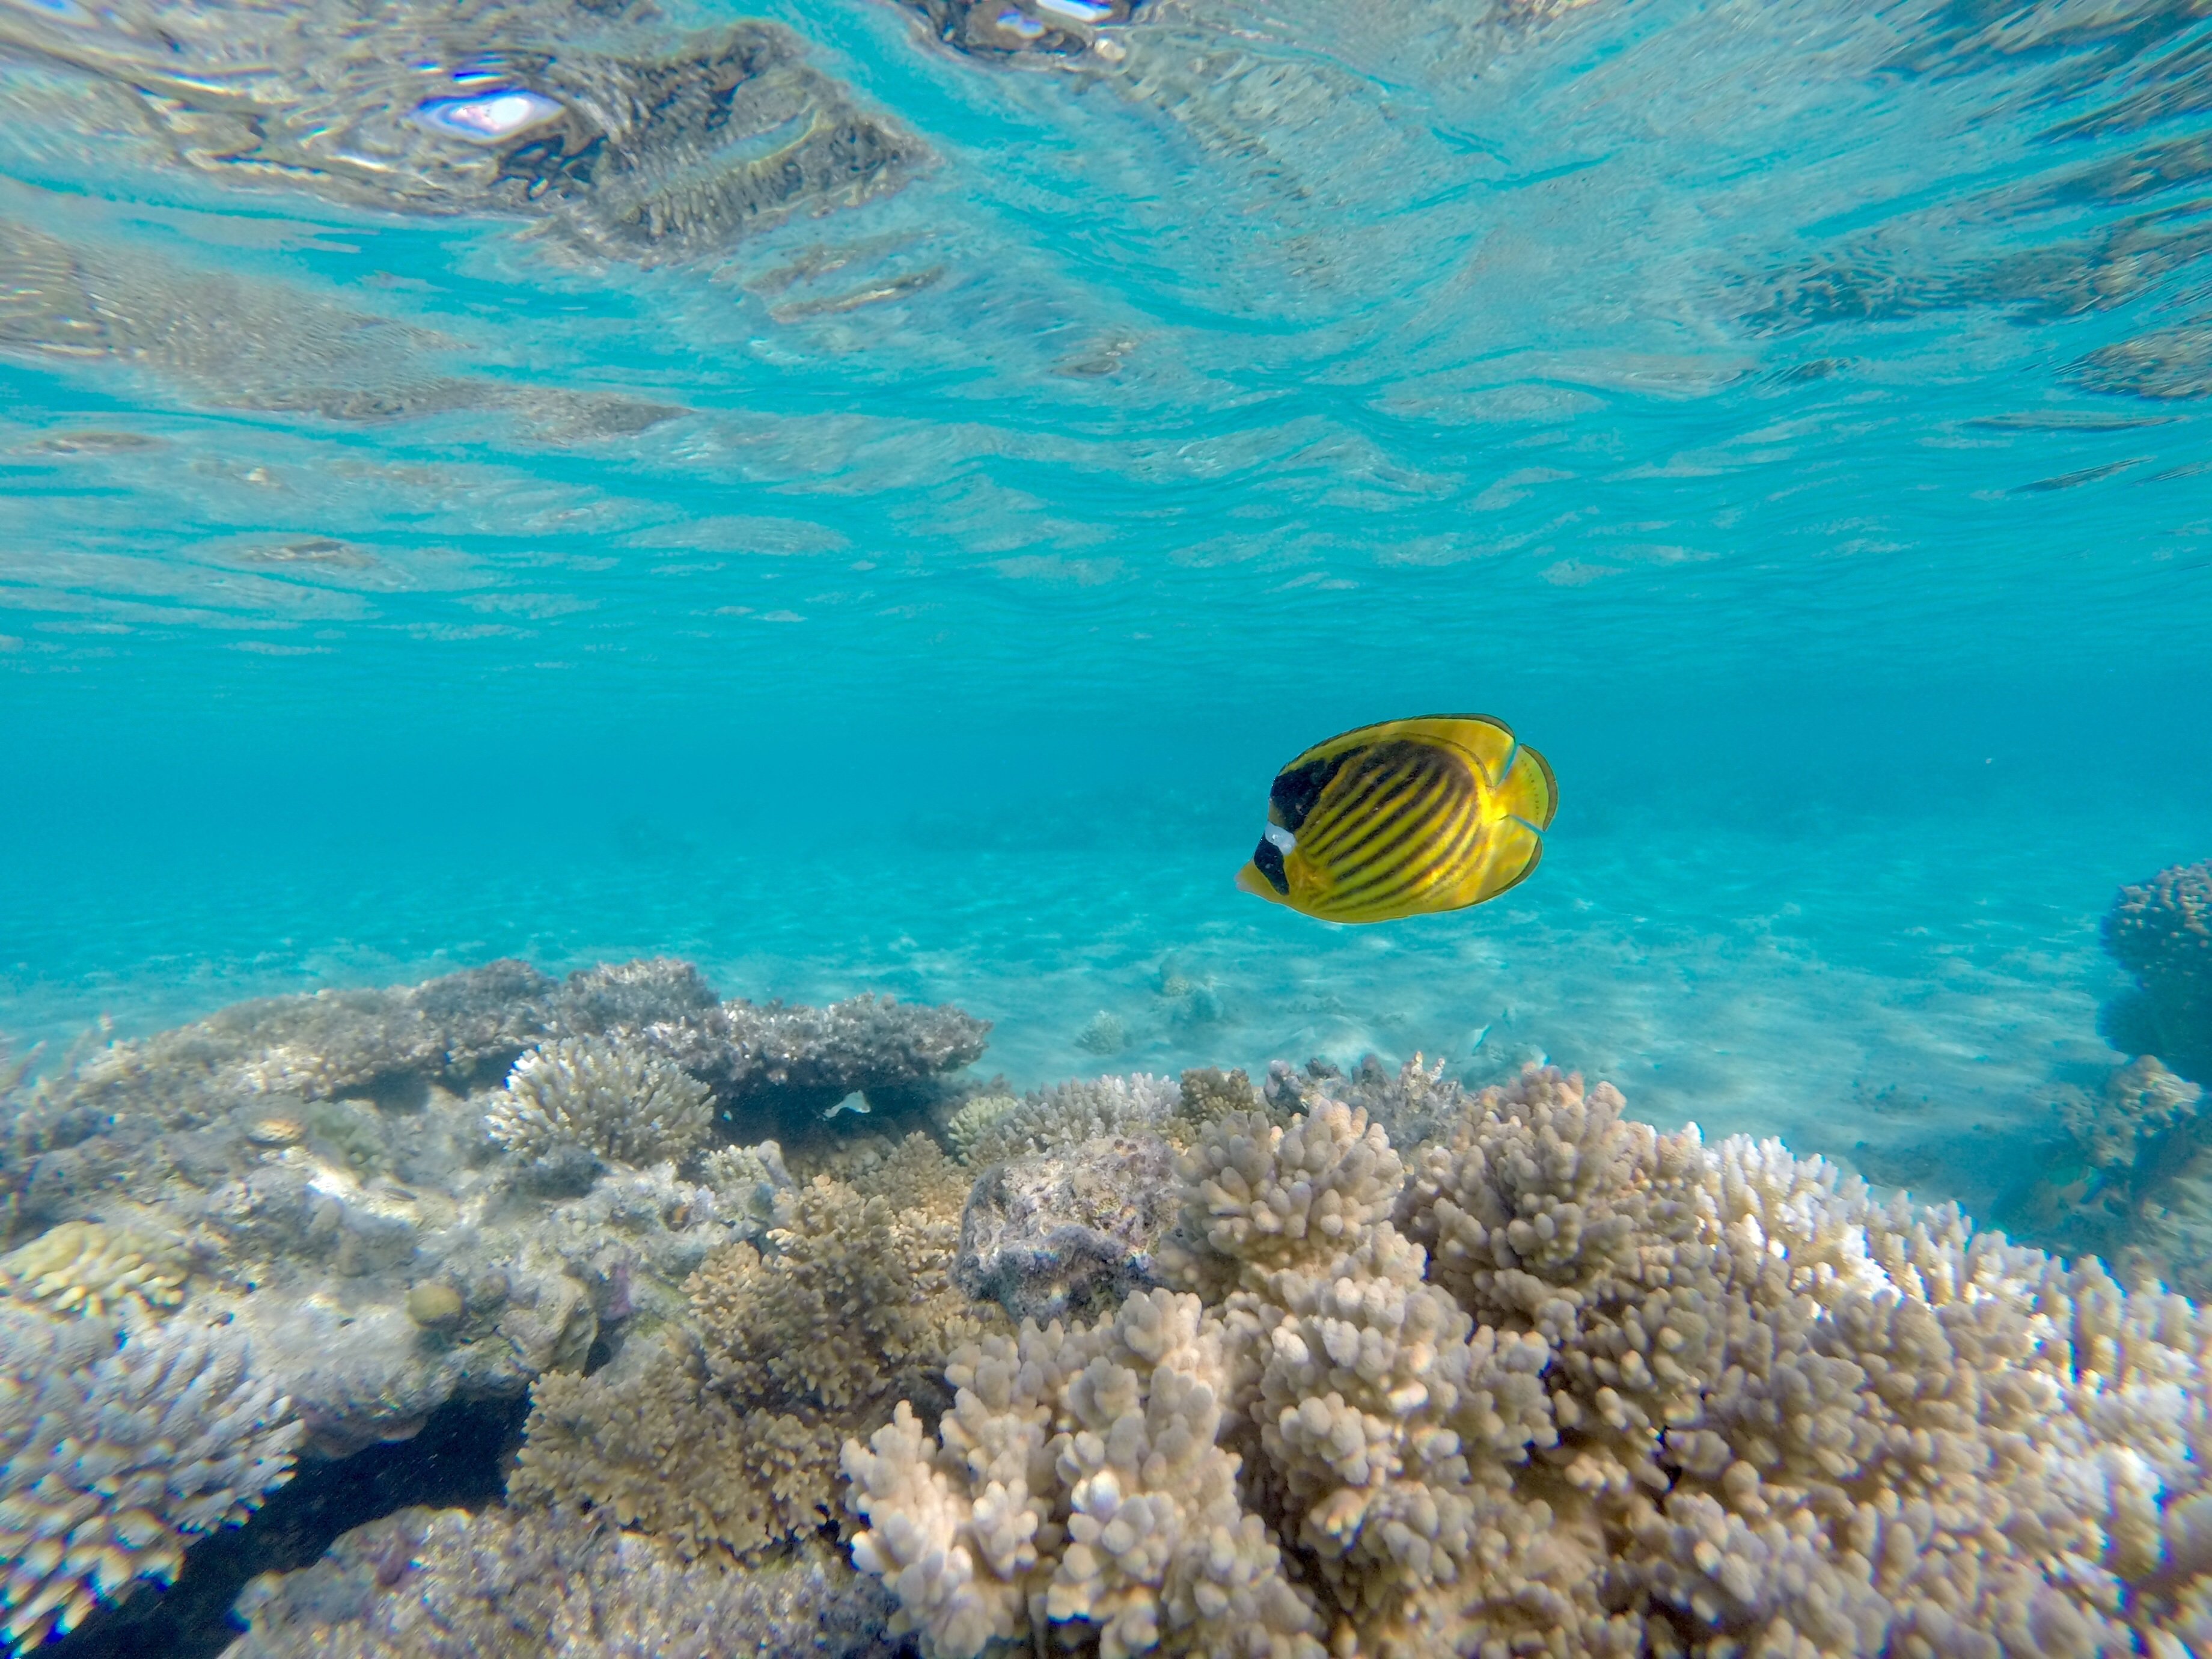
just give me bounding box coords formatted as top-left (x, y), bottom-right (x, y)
top-left (50, 1393), bottom-right (531, 1659)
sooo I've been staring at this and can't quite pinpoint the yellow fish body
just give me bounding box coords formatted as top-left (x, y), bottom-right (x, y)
top-left (1235, 715), bottom-right (1557, 924)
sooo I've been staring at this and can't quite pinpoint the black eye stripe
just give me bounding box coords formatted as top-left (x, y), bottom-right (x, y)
top-left (1251, 837), bottom-right (1289, 894)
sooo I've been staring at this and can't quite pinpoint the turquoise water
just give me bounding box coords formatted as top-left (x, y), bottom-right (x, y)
top-left (3, 0), bottom-right (2210, 1226)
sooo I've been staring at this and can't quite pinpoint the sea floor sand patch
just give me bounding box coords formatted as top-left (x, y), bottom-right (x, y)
top-left (0, 799), bottom-right (2180, 1221)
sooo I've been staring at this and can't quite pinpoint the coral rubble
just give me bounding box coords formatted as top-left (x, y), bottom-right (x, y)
top-left (0, 1305), bottom-right (299, 1651)
top-left (846, 1063), bottom-right (2212, 1657)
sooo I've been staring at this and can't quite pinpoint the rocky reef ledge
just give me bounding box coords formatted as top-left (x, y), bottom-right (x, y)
top-left (2, 963), bottom-right (2209, 1658)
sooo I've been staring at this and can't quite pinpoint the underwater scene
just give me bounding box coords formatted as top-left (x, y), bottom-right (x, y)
top-left (3, 0), bottom-right (2212, 1653)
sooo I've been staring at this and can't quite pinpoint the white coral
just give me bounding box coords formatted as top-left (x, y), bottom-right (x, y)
top-left (845, 1289), bottom-right (1324, 1659)
top-left (0, 1306), bottom-right (300, 1649)
top-left (487, 1036), bottom-right (712, 1167)
top-left (858, 1062), bottom-right (2212, 1657)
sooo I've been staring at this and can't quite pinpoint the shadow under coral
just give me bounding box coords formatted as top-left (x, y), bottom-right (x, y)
top-left (47, 1394), bottom-right (528, 1659)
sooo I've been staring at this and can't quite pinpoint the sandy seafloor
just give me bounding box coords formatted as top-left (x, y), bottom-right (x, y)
top-left (5, 784), bottom-right (2194, 1231)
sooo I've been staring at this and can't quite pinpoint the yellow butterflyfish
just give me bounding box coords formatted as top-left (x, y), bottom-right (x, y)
top-left (1235, 715), bottom-right (1557, 924)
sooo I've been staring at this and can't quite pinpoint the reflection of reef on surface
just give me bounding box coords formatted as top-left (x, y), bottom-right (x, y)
top-left (894, 0), bottom-right (1143, 61)
top-left (0, 219), bottom-right (683, 435)
top-left (0, 3), bottom-right (920, 266)
top-left (2070, 319), bottom-right (2212, 400)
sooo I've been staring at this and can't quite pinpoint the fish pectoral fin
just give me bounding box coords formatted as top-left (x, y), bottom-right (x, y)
top-left (1484, 829), bottom-right (1545, 899)
top-left (1492, 743), bottom-right (1558, 830)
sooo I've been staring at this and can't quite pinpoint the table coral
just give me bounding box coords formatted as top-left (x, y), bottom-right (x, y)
top-left (0, 1305), bottom-right (300, 1651)
top-left (845, 1062), bottom-right (2212, 1658)
top-left (486, 1036), bottom-right (713, 1169)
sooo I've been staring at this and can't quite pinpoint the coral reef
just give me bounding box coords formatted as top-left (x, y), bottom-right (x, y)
top-left (0, 5), bottom-right (918, 266)
top-left (845, 1063), bottom-right (2212, 1657)
top-left (509, 1133), bottom-right (1000, 1565)
top-left (0, 961), bottom-right (988, 1457)
top-left (682, 994), bottom-right (994, 1126)
top-left (2104, 858), bottom-right (2212, 1086)
top-left (0, 1219), bottom-right (188, 1318)
top-left (955, 1133), bottom-right (1179, 1324)
top-left (1077, 1012), bottom-right (1130, 1057)
top-left (0, 1304), bottom-right (300, 1651)
top-left (220, 1503), bottom-right (903, 1659)
top-left (844, 1288), bottom-right (1326, 1659)
top-left (946, 1093), bottom-right (1021, 1163)
top-left (960, 1074), bottom-right (1184, 1168)
top-left (486, 1037), bottom-right (713, 1169)
top-left (2011, 1057), bottom-right (2212, 1296)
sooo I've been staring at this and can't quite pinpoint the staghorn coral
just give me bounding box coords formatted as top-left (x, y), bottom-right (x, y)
top-left (486, 1036), bottom-right (713, 1169)
top-left (0, 1218), bottom-right (188, 1317)
top-left (511, 1134), bottom-right (998, 1564)
top-left (847, 1063), bottom-right (2212, 1658)
top-left (2104, 858), bottom-right (2212, 1086)
top-left (962, 1074), bottom-right (1183, 1168)
top-left (0, 1304), bottom-right (301, 1650)
top-left (221, 1502), bottom-right (905, 1659)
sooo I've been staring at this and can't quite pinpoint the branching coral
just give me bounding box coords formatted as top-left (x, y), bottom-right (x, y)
top-left (848, 1063), bottom-right (2212, 1658)
top-left (511, 1135), bottom-right (998, 1564)
top-left (962, 1075), bottom-right (1182, 1168)
top-left (487, 1037), bottom-right (713, 1169)
top-left (842, 1288), bottom-right (1327, 1659)
top-left (946, 1095), bottom-right (1021, 1163)
top-left (0, 1218), bottom-right (188, 1317)
top-left (0, 1305), bottom-right (300, 1649)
